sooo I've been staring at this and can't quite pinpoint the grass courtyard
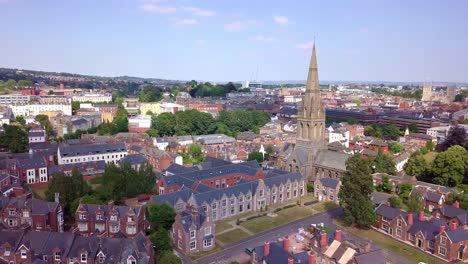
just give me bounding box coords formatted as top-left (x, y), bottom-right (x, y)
top-left (217, 229), bottom-right (251, 245)
top-left (334, 221), bottom-right (442, 264)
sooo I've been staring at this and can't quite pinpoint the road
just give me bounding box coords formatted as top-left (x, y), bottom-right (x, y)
top-left (179, 207), bottom-right (412, 264)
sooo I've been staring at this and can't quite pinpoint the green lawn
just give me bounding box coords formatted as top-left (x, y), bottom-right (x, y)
top-left (32, 187), bottom-right (48, 200)
top-left (215, 221), bottom-right (234, 234)
top-left (424, 151), bottom-right (438, 163)
top-left (334, 221), bottom-right (442, 264)
top-left (189, 244), bottom-right (224, 260)
top-left (217, 229), bottom-right (250, 245)
top-left (241, 204), bottom-right (316, 234)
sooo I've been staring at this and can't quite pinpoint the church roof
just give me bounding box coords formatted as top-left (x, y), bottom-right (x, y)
top-left (313, 150), bottom-right (349, 172)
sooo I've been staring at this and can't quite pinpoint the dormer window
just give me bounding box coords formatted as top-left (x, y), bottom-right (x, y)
top-left (127, 216), bottom-right (133, 222)
top-left (55, 252), bottom-right (61, 260)
top-left (9, 210), bottom-right (15, 216)
top-left (79, 214), bottom-right (86, 220)
top-left (80, 253), bottom-right (87, 262)
top-left (23, 211), bottom-right (30, 218)
top-left (4, 248), bottom-right (10, 256)
top-left (127, 256), bottom-right (137, 264)
top-left (97, 252), bottom-right (105, 263)
top-left (21, 249), bottom-right (27, 259)
top-left (110, 215), bottom-right (117, 221)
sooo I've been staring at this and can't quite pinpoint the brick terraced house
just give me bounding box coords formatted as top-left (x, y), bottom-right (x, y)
top-left (74, 202), bottom-right (147, 238)
top-left (0, 229), bottom-right (153, 264)
top-left (374, 203), bottom-right (468, 262)
top-left (0, 196), bottom-right (63, 232)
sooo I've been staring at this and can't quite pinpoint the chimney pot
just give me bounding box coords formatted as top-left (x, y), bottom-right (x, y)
top-left (283, 236), bottom-right (290, 251)
top-left (450, 221), bottom-right (458, 230)
top-left (454, 201), bottom-right (460, 208)
top-left (264, 241), bottom-right (270, 256)
top-left (419, 211), bottom-right (424, 221)
top-left (439, 224), bottom-right (445, 234)
top-left (408, 213), bottom-right (413, 225)
top-left (309, 252), bottom-right (315, 264)
top-left (335, 230), bottom-right (342, 242)
top-left (288, 256), bottom-right (294, 264)
top-left (320, 232), bottom-right (327, 247)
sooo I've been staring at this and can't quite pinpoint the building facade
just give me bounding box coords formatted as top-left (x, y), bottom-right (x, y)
top-left (57, 143), bottom-right (127, 165)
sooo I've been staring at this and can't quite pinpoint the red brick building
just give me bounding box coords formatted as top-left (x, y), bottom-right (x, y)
top-left (74, 202), bottom-right (147, 238)
top-left (0, 196), bottom-right (63, 232)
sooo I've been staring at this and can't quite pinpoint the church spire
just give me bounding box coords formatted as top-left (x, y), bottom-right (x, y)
top-left (306, 44), bottom-right (319, 92)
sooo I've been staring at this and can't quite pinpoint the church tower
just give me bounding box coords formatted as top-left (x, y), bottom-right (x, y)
top-left (296, 44), bottom-right (325, 150)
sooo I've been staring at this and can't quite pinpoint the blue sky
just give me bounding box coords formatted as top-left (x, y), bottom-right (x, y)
top-left (1, 0), bottom-right (467, 83)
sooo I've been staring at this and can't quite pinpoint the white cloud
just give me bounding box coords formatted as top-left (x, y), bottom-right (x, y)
top-left (140, 4), bottom-right (177, 13)
top-left (224, 20), bottom-right (258, 32)
top-left (183, 6), bottom-right (216, 17)
top-left (273, 15), bottom-right (289, 26)
top-left (296, 41), bottom-right (314, 51)
top-left (176, 18), bottom-right (198, 25)
top-left (252, 35), bottom-right (277, 43)
top-left (195, 39), bottom-right (207, 45)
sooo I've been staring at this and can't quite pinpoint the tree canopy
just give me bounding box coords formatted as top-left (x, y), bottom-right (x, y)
top-left (373, 149), bottom-right (396, 175)
top-left (138, 86), bottom-right (163, 102)
top-left (338, 154), bottom-right (376, 228)
top-left (364, 124), bottom-right (402, 140)
top-left (432, 145), bottom-right (468, 187)
top-left (148, 203), bottom-right (176, 230)
top-left (0, 124), bottom-right (28, 153)
top-left (248, 151), bottom-right (264, 163)
top-left (187, 81), bottom-right (240, 97)
top-left (436, 126), bottom-right (467, 151)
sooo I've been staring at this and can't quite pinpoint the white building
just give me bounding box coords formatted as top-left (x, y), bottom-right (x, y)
top-left (72, 93), bottom-right (113, 103)
top-left (57, 143), bottom-right (127, 165)
top-left (427, 124), bottom-right (468, 143)
top-left (11, 104), bottom-right (72, 117)
top-left (328, 129), bottom-right (350, 148)
top-left (128, 115), bottom-right (152, 129)
top-left (284, 95), bottom-right (303, 103)
top-left (28, 129), bottom-right (46, 143)
top-left (154, 137), bottom-right (170, 151)
top-left (0, 94), bottom-right (31, 105)
top-left (160, 102), bottom-right (185, 114)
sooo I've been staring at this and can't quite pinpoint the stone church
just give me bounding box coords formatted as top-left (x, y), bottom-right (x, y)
top-left (277, 45), bottom-right (349, 181)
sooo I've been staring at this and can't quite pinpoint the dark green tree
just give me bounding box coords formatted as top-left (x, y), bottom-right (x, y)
top-left (374, 149), bottom-right (396, 175)
top-left (0, 124), bottom-right (28, 153)
top-left (152, 112), bottom-right (176, 136)
top-left (406, 190), bottom-right (423, 212)
top-left (389, 196), bottom-right (403, 208)
top-left (437, 126), bottom-right (467, 151)
top-left (388, 143), bottom-right (405, 153)
top-left (248, 151), bottom-right (264, 163)
top-left (404, 153), bottom-right (429, 177)
top-left (378, 176), bottom-right (393, 193)
top-left (15, 116), bottom-right (26, 126)
top-left (148, 203), bottom-right (176, 230)
top-left (408, 123), bottom-right (419, 133)
top-left (151, 229), bottom-right (172, 251)
top-left (34, 114), bottom-right (53, 136)
top-left (338, 154), bottom-right (376, 228)
top-left (432, 145), bottom-right (468, 187)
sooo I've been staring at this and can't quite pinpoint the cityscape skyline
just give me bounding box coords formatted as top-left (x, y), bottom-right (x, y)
top-left (1, 0), bottom-right (468, 83)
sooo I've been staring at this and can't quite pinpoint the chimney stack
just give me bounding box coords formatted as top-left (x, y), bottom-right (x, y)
top-left (320, 232), bottom-right (327, 247)
top-left (419, 211), bottom-right (424, 221)
top-left (335, 230), bottom-right (342, 242)
top-left (450, 221), bottom-right (458, 230)
top-left (363, 243), bottom-right (371, 253)
top-left (288, 256), bottom-right (294, 264)
top-left (283, 236), bottom-right (290, 252)
top-left (439, 224), bottom-right (445, 234)
top-left (454, 201), bottom-right (460, 208)
top-left (408, 213), bottom-right (413, 225)
top-left (264, 241), bottom-right (270, 256)
top-left (385, 201), bottom-right (390, 206)
top-left (309, 252), bottom-right (315, 264)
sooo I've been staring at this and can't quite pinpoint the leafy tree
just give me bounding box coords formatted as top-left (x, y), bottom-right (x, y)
top-left (151, 229), bottom-right (172, 252)
top-left (148, 203), bottom-right (176, 230)
top-left (338, 154), bottom-right (376, 228)
top-left (157, 250), bottom-right (182, 264)
top-left (248, 151), bottom-right (264, 163)
top-left (17, 80), bottom-right (33, 87)
top-left (35, 114), bottom-right (53, 136)
top-left (374, 149), bottom-right (396, 175)
top-left (364, 124), bottom-right (401, 140)
top-left (389, 196), bottom-right (403, 208)
top-left (46, 170), bottom-right (90, 218)
top-left (72, 101), bottom-right (80, 112)
top-left (15, 116), bottom-right (26, 126)
top-left (406, 190), bottom-right (423, 212)
top-left (404, 152), bottom-right (429, 176)
top-left (454, 90), bottom-right (468, 102)
top-left (0, 124), bottom-right (28, 153)
top-left (138, 86), bottom-right (163, 102)
top-left (152, 112), bottom-right (176, 136)
top-left (432, 145), bottom-right (468, 187)
top-left (437, 126), bottom-right (467, 151)
top-left (146, 110), bottom-right (153, 115)
top-left (378, 176), bottom-right (393, 193)
top-left (388, 143), bottom-right (405, 153)
top-left (185, 144), bottom-right (204, 164)
top-left (408, 123), bottom-right (419, 133)
top-left (399, 182), bottom-right (413, 201)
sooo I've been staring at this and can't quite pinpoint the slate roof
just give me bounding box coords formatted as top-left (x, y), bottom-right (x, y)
top-left (371, 192), bottom-right (391, 206)
top-left (0, 197), bottom-right (59, 215)
top-left (59, 143), bottom-right (126, 157)
top-left (178, 208), bottom-right (207, 232)
top-left (314, 149), bottom-right (349, 171)
top-left (164, 163), bottom-right (198, 174)
top-left (28, 131), bottom-right (45, 137)
top-left (423, 191), bottom-right (443, 203)
top-left (70, 118), bottom-right (87, 126)
top-left (152, 188), bottom-right (193, 206)
top-left (319, 178), bottom-right (339, 189)
top-left (0, 230), bottom-right (151, 264)
top-left (199, 156), bottom-right (232, 169)
top-left (446, 229), bottom-right (468, 242)
top-left (354, 249), bottom-right (389, 264)
top-left (78, 203), bottom-right (142, 218)
top-left (375, 204), bottom-right (407, 220)
top-left (48, 161), bottom-right (106, 176)
top-left (407, 214), bottom-right (447, 240)
top-left (118, 154), bottom-right (148, 165)
top-left (16, 156), bottom-right (47, 169)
